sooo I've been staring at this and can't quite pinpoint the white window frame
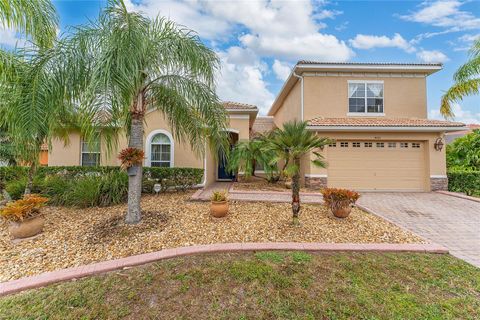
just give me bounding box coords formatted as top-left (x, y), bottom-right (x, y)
top-left (145, 129), bottom-right (174, 167)
top-left (80, 138), bottom-right (101, 166)
top-left (347, 80), bottom-right (385, 116)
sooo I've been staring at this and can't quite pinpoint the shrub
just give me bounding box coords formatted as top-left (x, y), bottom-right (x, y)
top-left (447, 169), bottom-right (480, 196)
top-left (5, 178), bottom-right (28, 200)
top-left (0, 194), bottom-right (48, 222)
top-left (321, 188), bottom-right (360, 211)
top-left (211, 190), bottom-right (228, 202)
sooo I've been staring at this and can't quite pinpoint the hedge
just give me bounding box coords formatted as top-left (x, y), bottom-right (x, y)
top-left (0, 166), bottom-right (204, 206)
top-left (447, 169), bottom-right (480, 196)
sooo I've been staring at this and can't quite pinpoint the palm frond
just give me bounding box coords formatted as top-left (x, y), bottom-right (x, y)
top-left (441, 78), bottom-right (480, 119)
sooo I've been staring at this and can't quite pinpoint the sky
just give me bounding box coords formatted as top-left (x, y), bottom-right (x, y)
top-left (1, 0), bottom-right (479, 123)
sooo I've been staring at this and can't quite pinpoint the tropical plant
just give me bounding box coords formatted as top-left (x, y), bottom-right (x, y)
top-left (440, 38), bottom-right (480, 118)
top-left (54, 0), bottom-right (228, 223)
top-left (227, 134), bottom-right (277, 181)
top-left (118, 147), bottom-right (145, 171)
top-left (321, 188), bottom-right (360, 213)
top-left (0, 0), bottom-right (58, 48)
top-left (0, 194), bottom-right (48, 222)
top-left (447, 129), bottom-right (480, 170)
top-left (0, 126), bottom-right (16, 166)
top-left (211, 190), bottom-right (227, 202)
top-left (267, 120), bottom-right (330, 224)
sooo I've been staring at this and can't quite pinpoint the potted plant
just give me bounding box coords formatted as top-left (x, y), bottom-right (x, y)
top-left (321, 188), bottom-right (360, 218)
top-left (118, 147), bottom-right (145, 175)
top-left (1, 194), bottom-right (49, 239)
top-left (210, 190), bottom-right (229, 218)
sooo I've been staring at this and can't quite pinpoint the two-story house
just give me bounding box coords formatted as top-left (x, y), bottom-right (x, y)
top-left (48, 61), bottom-right (465, 191)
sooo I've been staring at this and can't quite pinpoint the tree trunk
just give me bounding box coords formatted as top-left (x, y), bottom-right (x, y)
top-left (125, 93), bottom-right (145, 224)
top-left (24, 161), bottom-right (37, 195)
top-left (291, 158), bottom-right (301, 225)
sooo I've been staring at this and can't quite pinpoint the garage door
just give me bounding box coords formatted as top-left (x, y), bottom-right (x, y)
top-left (327, 141), bottom-right (426, 191)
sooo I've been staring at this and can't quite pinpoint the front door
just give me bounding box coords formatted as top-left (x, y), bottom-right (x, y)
top-left (218, 149), bottom-right (235, 180)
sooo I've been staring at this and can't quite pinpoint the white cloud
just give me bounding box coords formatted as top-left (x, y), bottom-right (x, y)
top-left (216, 49), bottom-right (274, 114)
top-left (416, 49), bottom-right (449, 63)
top-left (0, 27), bottom-right (25, 47)
top-left (459, 33), bottom-right (480, 44)
top-left (401, 1), bottom-right (480, 31)
top-left (272, 60), bottom-right (291, 81)
top-left (429, 103), bottom-right (480, 124)
top-left (349, 33), bottom-right (416, 53)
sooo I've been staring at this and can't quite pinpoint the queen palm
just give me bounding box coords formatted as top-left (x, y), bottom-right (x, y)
top-left (0, 0), bottom-right (58, 48)
top-left (56, 0), bottom-right (228, 224)
top-left (268, 120), bottom-right (330, 224)
top-left (440, 38), bottom-right (480, 118)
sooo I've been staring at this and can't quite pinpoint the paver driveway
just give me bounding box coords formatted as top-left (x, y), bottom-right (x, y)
top-left (358, 193), bottom-right (480, 267)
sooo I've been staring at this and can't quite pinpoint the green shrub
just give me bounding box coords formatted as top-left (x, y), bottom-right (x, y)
top-left (40, 175), bottom-right (73, 206)
top-left (447, 169), bottom-right (480, 196)
top-left (5, 178), bottom-right (27, 200)
top-left (64, 175), bottom-right (102, 208)
top-left (98, 171), bottom-right (128, 206)
top-left (0, 167), bottom-right (27, 189)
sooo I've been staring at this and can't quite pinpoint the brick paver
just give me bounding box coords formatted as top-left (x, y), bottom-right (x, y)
top-left (357, 193), bottom-right (480, 267)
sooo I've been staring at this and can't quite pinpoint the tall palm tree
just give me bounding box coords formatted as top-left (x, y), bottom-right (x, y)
top-left (55, 0), bottom-right (228, 224)
top-left (441, 38), bottom-right (480, 119)
top-left (0, 48), bottom-right (72, 194)
top-left (0, 0), bottom-right (58, 48)
top-left (268, 120), bottom-right (330, 224)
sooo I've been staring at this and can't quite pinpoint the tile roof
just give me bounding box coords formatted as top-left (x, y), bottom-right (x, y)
top-left (307, 117), bottom-right (465, 127)
top-left (297, 61), bottom-right (443, 67)
top-left (222, 101), bottom-right (258, 111)
top-left (252, 116), bottom-right (275, 134)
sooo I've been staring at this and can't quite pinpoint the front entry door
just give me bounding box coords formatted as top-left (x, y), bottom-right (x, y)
top-left (218, 149), bottom-right (235, 180)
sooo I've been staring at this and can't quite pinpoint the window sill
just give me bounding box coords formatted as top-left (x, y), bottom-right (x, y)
top-left (347, 112), bottom-right (385, 117)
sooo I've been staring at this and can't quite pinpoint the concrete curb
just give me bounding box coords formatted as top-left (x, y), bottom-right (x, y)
top-left (0, 242), bottom-right (448, 297)
top-left (436, 191), bottom-right (480, 203)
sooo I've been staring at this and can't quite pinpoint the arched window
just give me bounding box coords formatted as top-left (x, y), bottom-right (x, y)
top-left (150, 133), bottom-right (172, 167)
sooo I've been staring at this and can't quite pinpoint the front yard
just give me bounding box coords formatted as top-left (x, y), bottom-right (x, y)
top-left (1, 251), bottom-right (479, 319)
top-left (0, 192), bottom-right (423, 281)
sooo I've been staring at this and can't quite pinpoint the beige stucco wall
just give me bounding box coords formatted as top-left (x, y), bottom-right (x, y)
top-left (303, 75), bottom-right (427, 121)
top-left (48, 132), bottom-right (82, 166)
top-left (273, 81), bottom-right (301, 127)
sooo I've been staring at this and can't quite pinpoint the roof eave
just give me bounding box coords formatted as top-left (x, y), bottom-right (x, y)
top-left (306, 125), bottom-right (466, 132)
top-left (296, 63), bottom-right (442, 74)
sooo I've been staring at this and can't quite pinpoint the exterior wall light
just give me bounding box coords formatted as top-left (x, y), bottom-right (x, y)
top-left (434, 137), bottom-right (444, 151)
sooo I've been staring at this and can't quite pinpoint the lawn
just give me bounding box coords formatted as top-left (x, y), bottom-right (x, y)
top-left (1, 252), bottom-right (479, 319)
top-left (0, 192), bottom-right (423, 282)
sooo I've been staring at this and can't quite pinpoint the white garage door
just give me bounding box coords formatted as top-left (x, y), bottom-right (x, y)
top-left (327, 141), bottom-right (427, 191)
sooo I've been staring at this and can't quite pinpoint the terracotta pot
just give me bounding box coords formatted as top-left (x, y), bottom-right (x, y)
top-left (210, 200), bottom-right (228, 218)
top-left (285, 181), bottom-right (292, 189)
top-left (332, 206), bottom-right (352, 218)
top-left (8, 215), bottom-right (45, 239)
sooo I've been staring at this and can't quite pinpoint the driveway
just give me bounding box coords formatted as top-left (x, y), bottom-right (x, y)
top-left (358, 193), bottom-right (480, 267)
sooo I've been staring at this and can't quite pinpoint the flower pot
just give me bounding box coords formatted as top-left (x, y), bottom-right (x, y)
top-left (8, 215), bottom-right (45, 239)
top-left (210, 200), bottom-right (229, 218)
top-left (332, 206), bottom-right (352, 218)
top-left (127, 166), bottom-right (139, 176)
top-left (285, 181), bottom-right (292, 189)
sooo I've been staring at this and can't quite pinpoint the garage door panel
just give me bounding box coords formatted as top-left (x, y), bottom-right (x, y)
top-left (327, 141), bottom-right (426, 191)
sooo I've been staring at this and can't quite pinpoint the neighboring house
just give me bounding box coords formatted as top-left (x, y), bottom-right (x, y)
top-left (445, 124), bottom-right (480, 144)
top-left (48, 61), bottom-right (465, 191)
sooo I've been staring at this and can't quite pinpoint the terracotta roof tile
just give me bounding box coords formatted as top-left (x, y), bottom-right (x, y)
top-left (222, 101), bottom-right (258, 111)
top-left (297, 61), bottom-right (442, 67)
top-left (252, 116), bottom-right (275, 134)
top-left (307, 117), bottom-right (465, 127)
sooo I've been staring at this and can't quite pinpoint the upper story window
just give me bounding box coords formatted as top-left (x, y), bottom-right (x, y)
top-left (348, 81), bottom-right (384, 114)
top-left (81, 138), bottom-right (100, 166)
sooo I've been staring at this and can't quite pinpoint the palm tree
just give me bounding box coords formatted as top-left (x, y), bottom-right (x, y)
top-left (0, 48), bottom-right (72, 194)
top-left (55, 0), bottom-right (228, 224)
top-left (268, 120), bottom-right (330, 224)
top-left (0, 0), bottom-right (58, 48)
top-left (440, 38), bottom-right (480, 119)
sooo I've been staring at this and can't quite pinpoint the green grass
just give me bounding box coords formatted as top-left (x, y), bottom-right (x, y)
top-left (1, 252), bottom-right (479, 319)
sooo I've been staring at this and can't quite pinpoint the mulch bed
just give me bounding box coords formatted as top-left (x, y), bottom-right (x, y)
top-left (0, 191), bottom-right (424, 281)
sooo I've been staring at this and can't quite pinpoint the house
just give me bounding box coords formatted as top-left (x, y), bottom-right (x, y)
top-left (445, 124), bottom-right (480, 144)
top-left (48, 61), bottom-right (465, 191)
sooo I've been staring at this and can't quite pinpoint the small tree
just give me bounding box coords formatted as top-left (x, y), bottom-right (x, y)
top-left (447, 129), bottom-right (480, 170)
top-left (268, 120), bottom-right (330, 224)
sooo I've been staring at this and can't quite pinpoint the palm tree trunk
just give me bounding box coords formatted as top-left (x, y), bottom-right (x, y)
top-left (291, 158), bottom-right (301, 225)
top-left (125, 93), bottom-right (145, 224)
top-left (24, 161), bottom-right (37, 195)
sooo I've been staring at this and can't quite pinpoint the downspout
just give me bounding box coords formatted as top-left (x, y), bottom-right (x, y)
top-left (197, 143), bottom-right (207, 188)
top-left (292, 71), bottom-right (304, 121)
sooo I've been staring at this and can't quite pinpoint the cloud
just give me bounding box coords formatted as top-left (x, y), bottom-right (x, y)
top-left (349, 33), bottom-right (416, 53)
top-left (416, 49), bottom-right (449, 63)
top-left (0, 27), bottom-right (26, 47)
top-left (401, 0), bottom-right (480, 31)
top-left (216, 49), bottom-right (274, 114)
top-left (272, 60), bottom-right (291, 81)
top-left (429, 103), bottom-right (480, 124)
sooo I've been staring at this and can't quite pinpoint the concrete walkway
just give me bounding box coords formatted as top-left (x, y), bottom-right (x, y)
top-left (192, 182), bottom-right (324, 203)
top-left (357, 193), bottom-right (480, 267)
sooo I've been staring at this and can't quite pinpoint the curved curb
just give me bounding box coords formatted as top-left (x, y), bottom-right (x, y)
top-left (0, 242), bottom-right (448, 297)
top-left (436, 191), bottom-right (480, 203)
